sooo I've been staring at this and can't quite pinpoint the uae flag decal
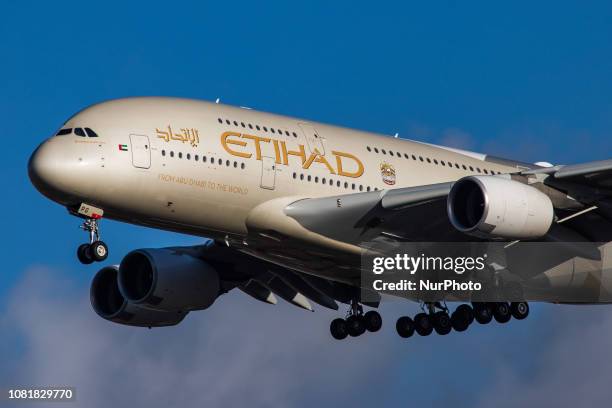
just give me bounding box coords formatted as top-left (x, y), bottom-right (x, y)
top-left (118, 144), bottom-right (128, 151)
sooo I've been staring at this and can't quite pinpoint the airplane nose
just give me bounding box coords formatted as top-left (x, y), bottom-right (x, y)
top-left (28, 138), bottom-right (77, 202)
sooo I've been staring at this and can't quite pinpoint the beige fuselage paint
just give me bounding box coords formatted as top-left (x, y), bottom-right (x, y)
top-left (50, 97), bottom-right (518, 242)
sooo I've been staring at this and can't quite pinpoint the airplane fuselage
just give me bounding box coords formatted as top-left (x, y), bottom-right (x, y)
top-left (29, 97), bottom-right (521, 246)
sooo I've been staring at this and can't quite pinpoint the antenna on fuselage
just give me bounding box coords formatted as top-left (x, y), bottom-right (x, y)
top-left (394, 132), bottom-right (399, 138)
top-left (215, 98), bottom-right (220, 104)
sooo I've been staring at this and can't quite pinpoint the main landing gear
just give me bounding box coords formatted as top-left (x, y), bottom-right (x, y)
top-left (395, 301), bottom-right (529, 339)
top-left (330, 300), bottom-right (382, 340)
top-left (76, 217), bottom-right (109, 264)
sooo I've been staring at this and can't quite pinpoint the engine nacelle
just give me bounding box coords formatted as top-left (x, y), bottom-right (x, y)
top-left (447, 175), bottom-right (554, 239)
top-left (117, 248), bottom-right (220, 312)
top-left (90, 266), bottom-right (187, 327)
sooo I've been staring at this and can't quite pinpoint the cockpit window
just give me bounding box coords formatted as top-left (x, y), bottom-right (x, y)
top-left (85, 127), bottom-right (98, 137)
top-left (74, 128), bottom-right (86, 137)
top-left (56, 128), bottom-right (72, 136)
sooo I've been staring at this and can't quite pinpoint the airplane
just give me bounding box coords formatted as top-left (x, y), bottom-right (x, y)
top-left (28, 97), bottom-right (612, 340)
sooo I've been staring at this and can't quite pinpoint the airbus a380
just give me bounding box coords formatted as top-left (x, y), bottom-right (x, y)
top-left (28, 97), bottom-right (612, 340)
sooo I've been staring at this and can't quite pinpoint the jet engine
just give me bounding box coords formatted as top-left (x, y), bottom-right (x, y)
top-left (117, 248), bottom-right (221, 312)
top-left (90, 266), bottom-right (187, 327)
top-left (447, 175), bottom-right (554, 239)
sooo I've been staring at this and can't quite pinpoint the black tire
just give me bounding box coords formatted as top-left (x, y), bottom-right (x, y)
top-left (493, 302), bottom-right (512, 323)
top-left (510, 302), bottom-right (529, 320)
top-left (330, 318), bottom-right (348, 340)
top-left (90, 241), bottom-right (109, 262)
top-left (414, 313), bottom-right (433, 336)
top-left (433, 311), bottom-right (452, 335)
top-left (363, 310), bottom-right (382, 332)
top-left (396, 316), bottom-right (415, 338)
top-left (77, 243), bottom-right (94, 265)
top-left (455, 304), bottom-right (474, 325)
top-left (472, 302), bottom-right (493, 324)
top-left (451, 311), bottom-right (470, 332)
top-left (346, 315), bottom-right (365, 337)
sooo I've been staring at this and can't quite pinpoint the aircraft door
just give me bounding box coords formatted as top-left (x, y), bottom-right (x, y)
top-left (260, 156), bottom-right (276, 190)
top-left (298, 123), bottom-right (325, 155)
top-left (130, 134), bottom-right (151, 169)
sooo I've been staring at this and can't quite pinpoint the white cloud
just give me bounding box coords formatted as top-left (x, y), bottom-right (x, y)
top-left (5, 267), bottom-right (612, 408)
top-left (1, 267), bottom-right (402, 408)
top-left (476, 306), bottom-right (612, 408)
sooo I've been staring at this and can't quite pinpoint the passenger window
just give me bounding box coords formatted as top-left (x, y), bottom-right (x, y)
top-left (75, 128), bottom-right (86, 137)
top-left (85, 128), bottom-right (98, 137)
top-left (56, 128), bottom-right (72, 136)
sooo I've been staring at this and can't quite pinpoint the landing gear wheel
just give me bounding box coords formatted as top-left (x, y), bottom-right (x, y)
top-left (346, 315), bottom-right (366, 337)
top-left (363, 310), bottom-right (382, 332)
top-left (414, 313), bottom-right (433, 336)
top-left (433, 311), bottom-right (452, 335)
top-left (330, 318), bottom-right (348, 340)
top-left (455, 304), bottom-right (474, 325)
top-left (90, 241), bottom-right (109, 262)
top-left (493, 302), bottom-right (512, 323)
top-left (396, 316), bottom-right (415, 338)
top-left (510, 302), bottom-right (529, 320)
top-left (451, 310), bottom-right (470, 332)
top-left (472, 302), bottom-right (493, 324)
top-left (77, 243), bottom-right (94, 265)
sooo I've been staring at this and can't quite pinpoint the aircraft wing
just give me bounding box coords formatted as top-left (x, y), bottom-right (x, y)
top-left (524, 159), bottom-right (612, 190)
top-left (240, 174), bottom-right (612, 288)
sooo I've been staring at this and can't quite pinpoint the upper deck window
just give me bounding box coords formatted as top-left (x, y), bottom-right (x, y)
top-left (56, 128), bottom-right (72, 136)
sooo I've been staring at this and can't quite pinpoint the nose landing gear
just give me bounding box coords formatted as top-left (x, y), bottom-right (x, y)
top-left (76, 217), bottom-right (108, 264)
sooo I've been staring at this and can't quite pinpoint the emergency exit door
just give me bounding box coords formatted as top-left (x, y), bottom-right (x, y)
top-left (260, 156), bottom-right (276, 190)
top-left (130, 134), bottom-right (151, 169)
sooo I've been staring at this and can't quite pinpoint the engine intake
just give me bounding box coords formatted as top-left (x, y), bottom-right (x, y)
top-left (447, 175), bottom-right (554, 239)
top-left (90, 266), bottom-right (187, 327)
top-left (118, 249), bottom-right (220, 312)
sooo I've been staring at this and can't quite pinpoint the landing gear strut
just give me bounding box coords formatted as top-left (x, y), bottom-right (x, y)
top-left (77, 217), bottom-right (108, 264)
top-left (330, 300), bottom-right (382, 340)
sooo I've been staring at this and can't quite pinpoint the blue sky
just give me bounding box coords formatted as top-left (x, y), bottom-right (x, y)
top-left (2, 1), bottom-right (612, 407)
